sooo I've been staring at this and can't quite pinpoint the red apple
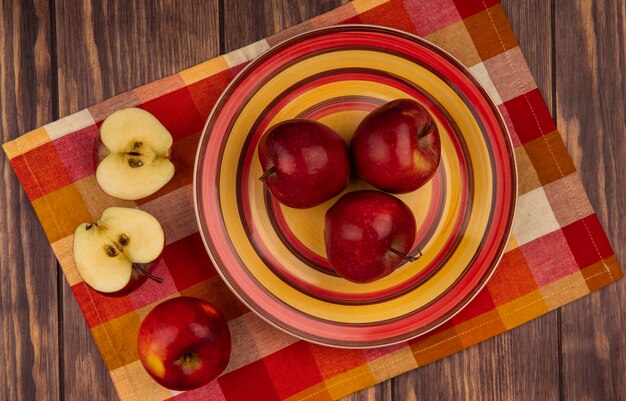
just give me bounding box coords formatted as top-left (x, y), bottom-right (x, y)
top-left (258, 119), bottom-right (350, 208)
top-left (350, 99), bottom-right (441, 193)
top-left (137, 297), bottom-right (231, 391)
top-left (73, 207), bottom-right (165, 295)
top-left (324, 190), bottom-right (417, 283)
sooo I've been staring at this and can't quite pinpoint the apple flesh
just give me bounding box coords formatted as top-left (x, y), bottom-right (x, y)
top-left (324, 190), bottom-right (417, 283)
top-left (137, 297), bottom-right (231, 391)
top-left (96, 107), bottom-right (175, 200)
top-left (258, 119), bottom-right (350, 208)
top-left (73, 207), bottom-right (165, 294)
top-left (350, 99), bottom-right (441, 193)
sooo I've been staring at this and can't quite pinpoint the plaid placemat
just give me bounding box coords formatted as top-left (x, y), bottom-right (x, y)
top-left (3, 0), bottom-right (622, 400)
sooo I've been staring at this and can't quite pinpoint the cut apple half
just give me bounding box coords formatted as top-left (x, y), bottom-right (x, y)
top-left (96, 108), bottom-right (175, 200)
top-left (73, 207), bottom-right (165, 294)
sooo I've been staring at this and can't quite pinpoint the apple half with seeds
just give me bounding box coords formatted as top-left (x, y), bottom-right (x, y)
top-left (73, 207), bottom-right (165, 295)
top-left (96, 108), bottom-right (175, 200)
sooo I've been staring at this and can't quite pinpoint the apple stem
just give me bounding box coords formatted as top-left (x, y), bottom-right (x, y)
top-left (388, 247), bottom-right (422, 262)
top-left (418, 123), bottom-right (435, 139)
top-left (133, 263), bottom-right (164, 284)
top-left (259, 166), bottom-right (277, 182)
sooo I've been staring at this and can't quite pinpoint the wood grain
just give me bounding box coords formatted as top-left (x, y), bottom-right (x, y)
top-left (53, 1), bottom-right (219, 399)
top-left (394, 2), bottom-right (560, 400)
top-left (222, 0), bottom-right (349, 52)
top-left (0, 0), bottom-right (59, 400)
top-left (1, 1), bottom-right (624, 400)
top-left (555, 1), bottom-right (626, 400)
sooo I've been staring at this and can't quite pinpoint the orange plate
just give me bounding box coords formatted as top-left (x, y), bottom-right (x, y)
top-left (194, 25), bottom-right (517, 348)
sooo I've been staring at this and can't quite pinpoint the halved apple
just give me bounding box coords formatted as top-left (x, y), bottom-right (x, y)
top-left (96, 108), bottom-right (175, 200)
top-left (73, 207), bottom-right (165, 295)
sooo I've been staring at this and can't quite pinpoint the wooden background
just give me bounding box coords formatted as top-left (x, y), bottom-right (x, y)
top-left (1, 0), bottom-right (624, 399)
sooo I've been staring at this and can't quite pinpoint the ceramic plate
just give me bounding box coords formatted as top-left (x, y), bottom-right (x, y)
top-left (194, 25), bottom-right (517, 348)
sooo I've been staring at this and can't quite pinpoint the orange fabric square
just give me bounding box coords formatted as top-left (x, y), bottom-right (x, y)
top-left (455, 309), bottom-right (506, 348)
top-left (425, 21), bottom-right (481, 67)
top-left (488, 248), bottom-right (538, 305)
top-left (91, 311), bottom-right (141, 370)
top-left (524, 131), bottom-right (577, 186)
top-left (285, 383), bottom-right (333, 401)
top-left (325, 365), bottom-right (376, 400)
top-left (497, 290), bottom-right (548, 329)
top-left (367, 346), bottom-right (418, 382)
top-left (464, 5), bottom-right (518, 61)
top-left (581, 255), bottom-right (621, 292)
top-left (411, 326), bottom-right (463, 366)
top-left (514, 145), bottom-right (542, 195)
top-left (2, 127), bottom-right (50, 159)
top-left (31, 184), bottom-right (92, 243)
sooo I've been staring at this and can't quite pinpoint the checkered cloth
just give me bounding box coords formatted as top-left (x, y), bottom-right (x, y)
top-left (3, 0), bottom-right (622, 400)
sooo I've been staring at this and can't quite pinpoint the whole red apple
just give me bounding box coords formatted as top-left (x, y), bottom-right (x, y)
top-left (258, 119), bottom-right (350, 208)
top-left (324, 190), bottom-right (417, 283)
top-left (350, 99), bottom-right (441, 193)
top-left (137, 297), bottom-right (231, 391)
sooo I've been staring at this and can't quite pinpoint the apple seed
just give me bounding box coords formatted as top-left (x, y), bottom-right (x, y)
top-left (119, 234), bottom-right (129, 247)
top-left (128, 158), bottom-right (144, 168)
top-left (85, 223), bottom-right (93, 230)
top-left (104, 244), bottom-right (119, 257)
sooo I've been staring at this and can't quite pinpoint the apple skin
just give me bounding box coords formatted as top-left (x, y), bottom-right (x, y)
top-left (137, 297), bottom-right (231, 391)
top-left (350, 99), bottom-right (441, 193)
top-left (258, 119), bottom-right (350, 208)
top-left (324, 190), bottom-right (417, 283)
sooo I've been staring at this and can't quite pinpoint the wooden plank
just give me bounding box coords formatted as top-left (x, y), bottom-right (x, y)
top-left (53, 1), bottom-right (220, 399)
top-left (222, 0), bottom-right (349, 51)
top-left (555, 1), bottom-right (626, 400)
top-left (0, 0), bottom-right (60, 400)
top-left (394, 1), bottom-right (561, 400)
